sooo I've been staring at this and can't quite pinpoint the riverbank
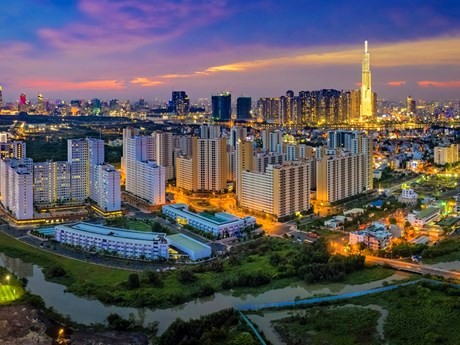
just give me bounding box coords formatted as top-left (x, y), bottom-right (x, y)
top-left (268, 280), bottom-right (460, 345)
top-left (0, 229), bottom-right (394, 309)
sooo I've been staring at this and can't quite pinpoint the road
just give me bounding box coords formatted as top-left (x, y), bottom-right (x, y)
top-left (366, 256), bottom-right (460, 281)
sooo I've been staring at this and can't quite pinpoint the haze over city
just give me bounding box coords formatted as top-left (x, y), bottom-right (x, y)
top-left (2, 0), bottom-right (460, 101)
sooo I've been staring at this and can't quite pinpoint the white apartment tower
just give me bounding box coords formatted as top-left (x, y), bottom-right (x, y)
top-left (152, 131), bottom-right (174, 180)
top-left (0, 159), bottom-right (34, 220)
top-left (125, 136), bottom-right (165, 205)
top-left (33, 161), bottom-right (72, 205)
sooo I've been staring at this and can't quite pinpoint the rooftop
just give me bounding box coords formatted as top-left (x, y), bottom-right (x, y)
top-left (165, 204), bottom-right (242, 225)
top-left (56, 222), bottom-right (166, 241)
top-left (417, 207), bottom-right (440, 219)
top-left (167, 233), bottom-right (211, 253)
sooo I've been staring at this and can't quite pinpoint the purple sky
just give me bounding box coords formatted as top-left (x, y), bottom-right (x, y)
top-left (1, 0), bottom-right (460, 102)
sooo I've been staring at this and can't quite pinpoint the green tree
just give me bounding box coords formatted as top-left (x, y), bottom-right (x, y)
top-left (126, 273), bottom-right (140, 289)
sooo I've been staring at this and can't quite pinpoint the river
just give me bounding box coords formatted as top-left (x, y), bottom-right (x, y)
top-left (0, 253), bottom-right (412, 334)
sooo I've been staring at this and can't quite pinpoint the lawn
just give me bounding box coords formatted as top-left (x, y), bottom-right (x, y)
top-left (0, 231), bottom-right (132, 287)
top-left (126, 220), bottom-right (151, 232)
top-left (342, 266), bottom-right (396, 285)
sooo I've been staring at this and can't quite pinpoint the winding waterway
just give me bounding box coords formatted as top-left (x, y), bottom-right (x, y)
top-left (0, 253), bottom-right (412, 334)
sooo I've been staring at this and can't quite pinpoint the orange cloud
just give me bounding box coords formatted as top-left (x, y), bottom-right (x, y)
top-left (130, 77), bottom-right (164, 87)
top-left (418, 80), bottom-right (460, 88)
top-left (387, 81), bottom-right (406, 86)
top-left (23, 79), bottom-right (125, 90)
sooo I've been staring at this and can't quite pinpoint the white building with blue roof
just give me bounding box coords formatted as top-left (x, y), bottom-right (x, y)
top-left (162, 203), bottom-right (256, 237)
top-left (55, 222), bottom-right (169, 260)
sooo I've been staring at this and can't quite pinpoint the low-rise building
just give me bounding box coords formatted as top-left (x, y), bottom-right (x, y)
top-left (407, 207), bottom-right (440, 228)
top-left (398, 188), bottom-right (418, 205)
top-left (349, 222), bottom-right (391, 250)
top-left (167, 233), bottom-right (212, 261)
top-left (55, 222), bottom-right (169, 260)
top-left (162, 203), bottom-right (256, 238)
top-left (324, 215), bottom-right (347, 230)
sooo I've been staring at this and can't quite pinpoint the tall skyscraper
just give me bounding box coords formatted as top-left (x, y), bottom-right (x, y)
top-left (360, 41), bottom-right (374, 121)
top-left (18, 93), bottom-right (28, 113)
top-left (236, 97), bottom-right (252, 120)
top-left (212, 92), bottom-right (232, 121)
top-left (0, 85), bottom-right (3, 109)
top-left (36, 93), bottom-right (46, 114)
top-left (407, 96), bottom-right (416, 114)
top-left (171, 91), bottom-right (190, 116)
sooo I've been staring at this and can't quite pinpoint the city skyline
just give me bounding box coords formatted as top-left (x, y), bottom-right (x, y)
top-left (1, 1), bottom-right (460, 101)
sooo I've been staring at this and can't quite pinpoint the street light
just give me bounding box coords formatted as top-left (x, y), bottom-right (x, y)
top-left (5, 275), bottom-right (10, 283)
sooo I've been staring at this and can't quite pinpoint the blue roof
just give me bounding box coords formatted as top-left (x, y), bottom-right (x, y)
top-left (56, 222), bottom-right (166, 241)
top-left (370, 200), bottom-right (383, 207)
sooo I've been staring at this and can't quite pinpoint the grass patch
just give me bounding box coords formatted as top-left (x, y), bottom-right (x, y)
top-left (272, 282), bottom-right (460, 345)
top-left (422, 250), bottom-right (460, 264)
top-left (342, 266), bottom-right (395, 285)
top-left (0, 231), bottom-right (132, 287)
top-left (126, 220), bottom-right (151, 232)
top-left (274, 306), bottom-right (381, 345)
top-left (352, 282), bottom-right (460, 345)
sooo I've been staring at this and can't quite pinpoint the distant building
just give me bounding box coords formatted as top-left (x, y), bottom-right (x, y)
top-left (212, 92), bottom-right (231, 121)
top-left (236, 97), bottom-right (252, 120)
top-left (407, 96), bottom-right (416, 114)
top-left (433, 144), bottom-right (459, 165)
top-left (171, 91), bottom-right (190, 116)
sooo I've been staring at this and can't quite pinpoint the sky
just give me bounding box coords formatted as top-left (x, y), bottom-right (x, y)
top-left (1, 0), bottom-right (460, 102)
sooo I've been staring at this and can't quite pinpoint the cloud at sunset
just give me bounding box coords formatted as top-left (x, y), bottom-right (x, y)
top-left (387, 81), bottom-right (406, 86)
top-left (418, 80), bottom-right (460, 88)
top-left (131, 78), bottom-right (164, 87)
top-left (2, 1), bottom-right (460, 100)
top-left (21, 80), bottom-right (126, 91)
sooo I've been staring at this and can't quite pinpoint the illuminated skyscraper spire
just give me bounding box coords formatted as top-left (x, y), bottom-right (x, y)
top-left (360, 40), bottom-right (374, 121)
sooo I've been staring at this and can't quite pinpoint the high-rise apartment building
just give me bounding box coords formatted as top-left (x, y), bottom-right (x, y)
top-left (121, 127), bottom-right (141, 181)
top-left (0, 159), bottom-right (34, 220)
top-left (360, 41), bottom-right (375, 121)
top-left (33, 161), bottom-right (72, 205)
top-left (125, 136), bottom-right (165, 205)
top-left (0, 141), bottom-right (26, 160)
top-left (175, 136), bottom-right (228, 193)
top-left (152, 131), bottom-right (174, 180)
top-left (212, 92), bottom-right (232, 121)
top-left (236, 97), bottom-right (252, 120)
top-left (240, 161), bottom-right (311, 218)
top-left (434, 144), bottom-right (459, 165)
top-left (91, 164), bottom-right (121, 212)
top-left (317, 131), bottom-right (373, 203)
